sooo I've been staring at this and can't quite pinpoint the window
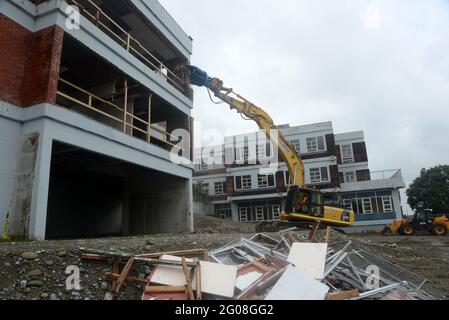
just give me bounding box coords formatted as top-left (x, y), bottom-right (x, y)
top-left (382, 197), bottom-right (393, 213)
top-left (235, 175), bottom-right (252, 190)
top-left (309, 167), bottom-right (329, 184)
top-left (306, 136), bottom-right (325, 153)
top-left (214, 182), bottom-right (225, 195)
top-left (258, 174), bottom-right (275, 188)
top-left (343, 199), bottom-right (353, 210)
top-left (272, 205), bottom-right (281, 220)
top-left (255, 206), bottom-right (264, 221)
top-left (321, 167), bottom-right (329, 182)
top-left (256, 143), bottom-right (271, 159)
top-left (362, 198), bottom-right (373, 214)
top-left (310, 168), bottom-right (321, 183)
top-left (236, 146), bottom-right (249, 162)
top-left (342, 191), bottom-right (394, 215)
top-left (344, 172), bottom-right (356, 183)
top-left (341, 145), bottom-right (354, 163)
top-left (239, 207), bottom-right (249, 222)
top-left (289, 139), bottom-right (301, 154)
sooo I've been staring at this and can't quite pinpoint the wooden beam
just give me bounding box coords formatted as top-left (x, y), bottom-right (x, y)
top-left (182, 258), bottom-right (195, 300)
top-left (326, 289), bottom-right (360, 300)
top-left (105, 272), bottom-right (148, 285)
top-left (196, 262), bottom-right (202, 301)
top-left (111, 256), bottom-right (135, 294)
top-left (145, 286), bottom-right (187, 293)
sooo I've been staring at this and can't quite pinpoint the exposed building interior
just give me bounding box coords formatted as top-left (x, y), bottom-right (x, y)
top-left (46, 141), bottom-right (190, 239)
top-left (66, 0), bottom-right (191, 97)
top-left (57, 33), bottom-right (191, 156)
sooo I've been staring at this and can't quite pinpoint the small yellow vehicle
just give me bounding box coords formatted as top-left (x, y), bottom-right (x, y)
top-left (383, 209), bottom-right (449, 236)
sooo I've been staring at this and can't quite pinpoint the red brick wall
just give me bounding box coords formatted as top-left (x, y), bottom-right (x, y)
top-left (0, 13), bottom-right (64, 107)
top-left (22, 26), bottom-right (64, 107)
top-left (0, 14), bottom-right (30, 106)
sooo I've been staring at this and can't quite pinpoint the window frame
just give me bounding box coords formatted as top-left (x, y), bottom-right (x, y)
top-left (236, 146), bottom-right (249, 162)
top-left (289, 139), bottom-right (301, 154)
top-left (382, 196), bottom-right (393, 213)
top-left (235, 175), bottom-right (252, 190)
top-left (310, 168), bottom-right (322, 184)
top-left (362, 198), bottom-right (373, 214)
top-left (272, 205), bottom-right (281, 220)
top-left (255, 206), bottom-right (264, 221)
top-left (306, 136), bottom-right (326, 153)
top-left (341, 144), bottom-right (354, 163)
top-left (239, 207), bottom-right (249, 222)
top-left (344, 171), bottom-right (356, 183)
top-left (257, 174), bottom-right (275, 189)
top-left (214, 182), bottom-right (225, 195)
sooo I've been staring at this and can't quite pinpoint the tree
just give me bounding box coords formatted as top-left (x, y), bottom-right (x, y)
top-left (192, 183), bottom-right (209, 203)
top-left (406, 165), bottom-right (449, 212)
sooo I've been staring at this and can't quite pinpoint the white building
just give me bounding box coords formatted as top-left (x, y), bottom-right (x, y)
top-left (193, 122), bottom-right (405, 233)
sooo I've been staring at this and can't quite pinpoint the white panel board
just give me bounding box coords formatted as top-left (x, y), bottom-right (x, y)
top-left (265, 266), bottom-right (329, 300)
top-left (235, 271), bottom-right (263, 292)
top-left (199, 261), bottom-right (237, 298)
top-left (287, 243), bottom-right (328, 279)
top-left (150, 256), bottom-right (237, 298)
top-left (150, 255), bottom-right (194, 287)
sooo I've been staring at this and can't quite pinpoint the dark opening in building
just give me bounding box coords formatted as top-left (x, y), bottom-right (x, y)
top-left (45, 141), bottom-right (190, 239)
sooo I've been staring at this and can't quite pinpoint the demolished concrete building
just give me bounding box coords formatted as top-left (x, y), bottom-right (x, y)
top-left (0, 0), bottom-right (194, 240)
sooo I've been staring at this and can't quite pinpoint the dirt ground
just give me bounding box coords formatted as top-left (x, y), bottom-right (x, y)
top-left (0, 217), bottom-right (448, 300)
top-left (352, 234), bottom-right (449, 299)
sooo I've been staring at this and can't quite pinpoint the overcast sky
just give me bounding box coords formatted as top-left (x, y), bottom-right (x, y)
top-left (160, 0), bottom-right (449, 213)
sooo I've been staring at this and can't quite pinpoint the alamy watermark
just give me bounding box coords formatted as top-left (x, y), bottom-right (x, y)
top-left (65, 265), bottom-right (81, 291)
top-left (170, 125), bottom-right (281, 175)
top-left (65, 5), bottom-right (80, 30)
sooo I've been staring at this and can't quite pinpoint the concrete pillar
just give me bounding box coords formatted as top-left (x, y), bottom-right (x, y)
top-left (187, 177), bottom-right (194, 233)
top-left (231, 202), bottom-right (239, 222)
top-left (26, 122), bottom-right (52, 240)
top-left (392, 189), bottom-right (402, 220)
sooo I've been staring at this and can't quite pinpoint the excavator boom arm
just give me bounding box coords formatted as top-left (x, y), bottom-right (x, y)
top-left (188, 66), bottom-right (304, 186)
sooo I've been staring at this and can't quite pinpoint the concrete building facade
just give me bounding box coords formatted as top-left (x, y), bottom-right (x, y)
top-left (193, 122), bottom-right (406, 233)
top-left (0, 0), bottom-right (194, 240)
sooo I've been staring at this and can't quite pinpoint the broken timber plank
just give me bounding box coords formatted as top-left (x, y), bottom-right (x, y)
top-left (104, 272), bottom-right (148, 285)
top-left (136, 249), bottom-right (209, 261)
top-left (145, 286), bottom-right (187, 293)
top-left (308, 221), bottom-right (321, 241)
top-left (196, 262), bottom-right (202, 301)
top-left (326, 289), bottom-right (360, 300)
top-left (134, 257), bottom-right (198, 267)
top-left (111, 256), bottom-right (135, 294)
top-left (182, 258), bottom-right (195, 300)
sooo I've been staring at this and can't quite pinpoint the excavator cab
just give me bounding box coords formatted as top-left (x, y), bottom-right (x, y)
top-left (285, 186), bottom-right (324, 217)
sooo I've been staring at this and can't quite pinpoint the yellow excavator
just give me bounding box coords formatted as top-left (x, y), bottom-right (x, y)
top-left (188, 66), bottom-right (354, 231)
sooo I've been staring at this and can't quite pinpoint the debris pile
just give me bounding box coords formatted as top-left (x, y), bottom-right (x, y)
top-left (80, 228), bottom-right (436, 300)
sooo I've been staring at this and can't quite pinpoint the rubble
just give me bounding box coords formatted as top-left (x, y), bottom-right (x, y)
top-left (77, 228), bottom-right (437, 301)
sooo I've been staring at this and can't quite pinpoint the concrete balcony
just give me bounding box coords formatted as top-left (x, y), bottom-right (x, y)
top-left (340, 169), bottom-right (406, 192)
